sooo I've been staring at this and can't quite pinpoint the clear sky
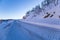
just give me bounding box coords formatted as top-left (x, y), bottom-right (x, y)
top-left (0, 0), bottom-right (44, 19)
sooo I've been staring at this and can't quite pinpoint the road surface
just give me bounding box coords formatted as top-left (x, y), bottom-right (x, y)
top-left (0, 20), bottom-right (60, 40)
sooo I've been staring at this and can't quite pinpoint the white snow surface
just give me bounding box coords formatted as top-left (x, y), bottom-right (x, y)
top-left (0, 20), bottom-right (60, 40)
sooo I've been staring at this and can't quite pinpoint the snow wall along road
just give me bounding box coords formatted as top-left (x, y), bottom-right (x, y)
top-left (0, 20), bottom-right (60, 40)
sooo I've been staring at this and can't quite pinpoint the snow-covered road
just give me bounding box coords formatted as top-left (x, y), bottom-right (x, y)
top-left (0, 20), bottom-right (60, 40)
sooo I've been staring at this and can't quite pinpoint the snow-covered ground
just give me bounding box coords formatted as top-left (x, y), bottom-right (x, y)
top-left (0, 0), bottom-right (60, 40)
top-left (20, 20), bottom-right (60, 29)
top-left (0, 20), bottom-right (60, 40)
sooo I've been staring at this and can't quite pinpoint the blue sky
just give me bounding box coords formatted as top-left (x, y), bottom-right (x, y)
top-left (0, 0), bottom-right (44, 19)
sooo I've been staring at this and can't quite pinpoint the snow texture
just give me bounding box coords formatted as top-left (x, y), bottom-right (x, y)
top-left (0, 20), bottom-right (60, 40)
